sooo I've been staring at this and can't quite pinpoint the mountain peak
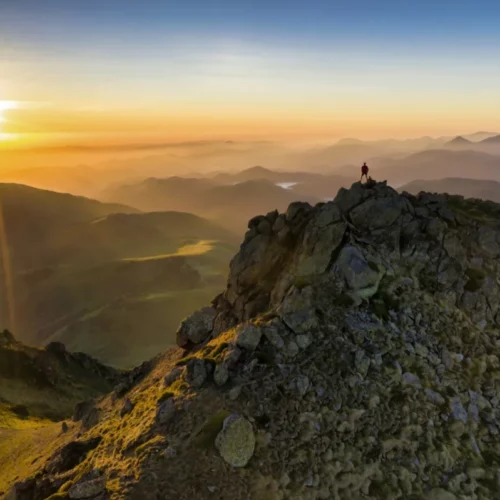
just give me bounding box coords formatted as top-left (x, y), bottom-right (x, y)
top-left (446, 135), bottom-right (472, 146)
top-left (7, 181), bottom-right (500, 499)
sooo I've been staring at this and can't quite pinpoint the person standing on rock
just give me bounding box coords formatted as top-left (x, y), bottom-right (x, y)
top-left (360, 162), bottom-right (369, 182)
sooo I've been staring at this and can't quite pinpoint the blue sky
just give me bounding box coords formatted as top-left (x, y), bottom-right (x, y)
top-left (1, 0), bottom-right (499, 142)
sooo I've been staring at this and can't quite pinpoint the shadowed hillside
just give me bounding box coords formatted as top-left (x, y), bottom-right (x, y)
top-left (0, 185), bottom-right (238, 367)
top-left (0, 329), bottom-right (119, 421)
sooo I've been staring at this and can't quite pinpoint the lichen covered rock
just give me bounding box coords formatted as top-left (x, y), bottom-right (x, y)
top-left (215, 414), bottom-right (255, 467)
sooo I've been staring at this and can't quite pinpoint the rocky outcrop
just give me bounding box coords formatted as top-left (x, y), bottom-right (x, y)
top-left (205, 181), bottom-right (500, 334)
top-left (176, 307), bottom-right (217, 347)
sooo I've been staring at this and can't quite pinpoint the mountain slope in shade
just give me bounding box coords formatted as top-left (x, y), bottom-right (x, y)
top-left (400, 177), bottom-right (500, 203)
top-left (480, 134), bottom-right (500, 144)
top-left (0, 329), bottom-right (119, 421)
top-left (0, 185), bottom-right (238, 367)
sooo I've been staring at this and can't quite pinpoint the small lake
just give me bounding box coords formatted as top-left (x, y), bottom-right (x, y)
top-left (276, 182), bottom-right (298, 190)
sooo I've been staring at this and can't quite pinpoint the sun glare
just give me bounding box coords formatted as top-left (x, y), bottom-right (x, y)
top-left (0, 100), bottom-right (18, 112)
top-left (0, 101), bottom-right (18, 141)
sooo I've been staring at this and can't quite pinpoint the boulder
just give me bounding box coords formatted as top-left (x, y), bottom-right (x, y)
top-left (176, 306), bottom-right (217, 347)
top-left (335, 246), bottom-right (383, 299)
top-left (235, 324), bottom-right (262, 351)
top-left (156, 398), bottom-right (177, 425)
top-left (68, 477), bottom-right (106, 499)
top-left (73, 400), bottom-right (95, 422)
top-left (46, 437), bottom-right (102, 474)
top-left (164, 367), bottom-right (184, 387)
top-left (334, 183), bottom-right (367, 213)
top-left (186, 358), bottom-right (208, 388)
top-left (213, 363), bottom-right (229, 386)
top-left (215, 414), bottom-right (255, 467)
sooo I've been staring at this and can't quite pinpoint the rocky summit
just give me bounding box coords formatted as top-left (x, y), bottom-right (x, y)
top-left (5, 181), bottom-right (500, 500)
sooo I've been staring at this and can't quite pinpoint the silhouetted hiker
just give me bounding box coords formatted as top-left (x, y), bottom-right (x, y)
top-left (360, 162), bottom-right (369, 182)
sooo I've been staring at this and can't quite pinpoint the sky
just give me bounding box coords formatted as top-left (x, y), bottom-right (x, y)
top-left (1, 0), bottom-right (500, 147)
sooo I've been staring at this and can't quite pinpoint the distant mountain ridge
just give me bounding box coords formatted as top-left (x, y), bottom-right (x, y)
top-left (400, 177), bottom-right (500, 203)
top-left (102, 177), bottom-right (320, 233)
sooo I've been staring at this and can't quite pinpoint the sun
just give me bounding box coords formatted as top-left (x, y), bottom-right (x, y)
top-left (0, 100), bottom-right (18, 112)
top-left (0, 101), bottom-right (18, 140)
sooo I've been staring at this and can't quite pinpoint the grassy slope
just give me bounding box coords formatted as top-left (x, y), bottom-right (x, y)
top-left (0, 419), bottom-right (78, 495)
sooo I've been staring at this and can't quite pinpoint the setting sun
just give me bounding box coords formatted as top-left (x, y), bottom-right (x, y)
top-left (0, 101), bottom-right (18, 142)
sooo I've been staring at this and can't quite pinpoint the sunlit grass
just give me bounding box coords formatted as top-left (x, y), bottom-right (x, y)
top-left (0, 405), bottom-right (51, 430)
top-left (122, 240), bottom-right (215, 262)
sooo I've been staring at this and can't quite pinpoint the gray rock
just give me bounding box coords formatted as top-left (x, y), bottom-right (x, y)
top-left (215, 414), bottom-right (255, 467)
top-left (186, 358), bottom-right (208, 388)
top-left (286, 201), bottom-right (312, 221)
top-left (164, 367), bottom-right (184, 387)
top-left (228, 386), bottom-right (242, 401)
top-left (296, 221), bottom-right (346, 276)
top-left (262, 325), bottom-right (285, 349)
top-left (334, 183), bottom-right (366, 213)
top-left (285, 341), bottom-right (299, 359)
top-left (224, 346), bottom-right (242, 368)
top-left (235, 324), bottom-right (262, 351)
top-left (403, 372), bottom-right (422, 387)
top-left (295, 375), bottom-right (310, 397)
top-left (283, 310), bottom-right (318, 335)
top-left (354, 349), bottom-right (370, 378)
top-left (450, 397), bottom-right (468, 424)
top-left (350, 196), bottom-right (407, 229)
top-left (68, 477), bottom-right (106, 499)
top-left (176, 307), bottom-right (217, 347)
top-left (296, 334), bottom-right (312, 350)
top-left (156, 398), bottom-right (177, 425)
top-left (425, 389), bottom-right (445, 406)
top-left (272, 215), bottom-right (286, 233)
top-left (257, 218), bottom-right (272, 235)
top-left (335, 245), bottom-right (383, 298)
top-left (214, 363), bottom-right (229, 386)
